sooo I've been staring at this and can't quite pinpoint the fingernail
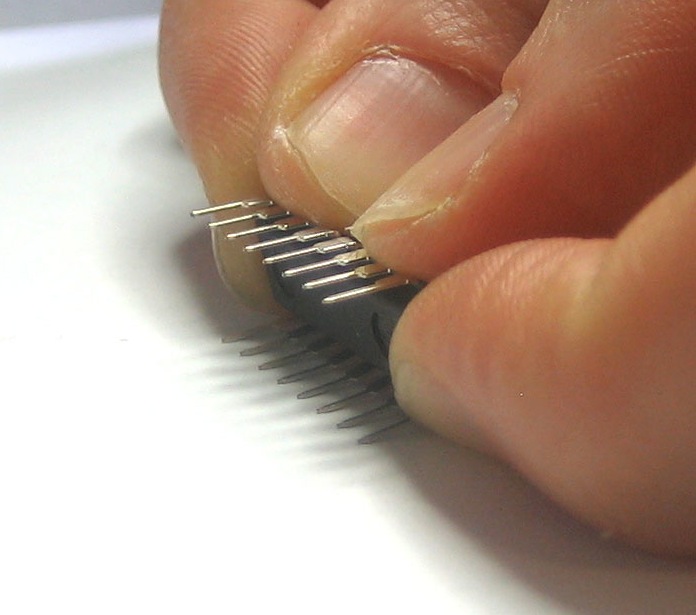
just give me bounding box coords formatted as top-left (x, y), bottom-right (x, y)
top-left (286, 54), bottom-right (490, 216)
top-left (392, 361), bottom-right (495, 454)
top-left (352, 93), bottom-right (518, 237)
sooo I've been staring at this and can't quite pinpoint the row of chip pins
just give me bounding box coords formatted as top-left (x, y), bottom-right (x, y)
top-left (197, 199), bottom-right (413, 304)
top-left (225, 320), bottom-right (409, 443)
top-left (193, 200), bottom-right (413, 443)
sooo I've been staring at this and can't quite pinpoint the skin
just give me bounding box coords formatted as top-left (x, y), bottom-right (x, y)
top-left (159, 0), bottom-right (696, 555)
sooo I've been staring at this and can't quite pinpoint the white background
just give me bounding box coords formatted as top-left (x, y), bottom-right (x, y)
top-left (1, 0), bottom-right (161, 27)
top-left (1, 13), bottom-right (695, 615)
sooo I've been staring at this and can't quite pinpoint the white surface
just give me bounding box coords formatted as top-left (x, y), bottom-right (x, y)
top-left (1, 0), bottom-right (161, 28)
top-left (1, 15), bottom-right (159, 70)
top-left (1, 19), bottom-right (695, 615)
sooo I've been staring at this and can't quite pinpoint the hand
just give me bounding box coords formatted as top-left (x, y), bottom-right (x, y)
top-left (159, 0), bottom-right (696, 555)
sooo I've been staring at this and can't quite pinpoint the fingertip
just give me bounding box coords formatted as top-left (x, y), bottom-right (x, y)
top-left (210, 225), bottom-right (279, 312)
top-left (389, 239), bottom-right (620, 527)
top-left (158, 0), bottom-right (318, 193)
top-left (389, 229), bottom-right (696, 554)
top-left (389, 238), bottom-right (577, 454)
top-left (158, 0), bottom-right (319, 304)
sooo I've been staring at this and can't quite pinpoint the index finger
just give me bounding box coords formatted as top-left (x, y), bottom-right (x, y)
top-left (159, 0), bottom-right (321, 305)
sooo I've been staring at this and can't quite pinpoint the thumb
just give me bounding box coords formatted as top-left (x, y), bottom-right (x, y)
top-left (256, 0), bottom-right (546, 228)
top-left (390, 162), bottom-right (696, 555)
top-left (354, 0), bottom-right (696, 279)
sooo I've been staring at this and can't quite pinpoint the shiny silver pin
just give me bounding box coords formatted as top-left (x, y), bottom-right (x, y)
top-left (208, 205), bottom-right (289, 229)
top-left (281, 248), bottom-right (370, 278)
top-left (190, 199), bottom-right (272, 217)
top-left (226, 217), bottom-right (310, 240)
top-left (303, 263), bottom-right (390, 290)
top-left (245, 228), bottom-right (340, 253)
top-left (322, 274), bottom-right (411, 304)
top-left (262, 236), bottom-right (357, 265)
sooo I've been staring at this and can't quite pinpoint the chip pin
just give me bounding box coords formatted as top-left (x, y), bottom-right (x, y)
top-left (281, 248), bottom-right (370, 278)
top-left (208, 205), bottom-right (289, 229)
top-left (190, 199), bottom-right (273, 217)
top-left (227, 218), bottom-right (310, 240)
top-left (315, 374), bottom-right (392, 414)
top-left (245, 227), bottom-right (339, 253)
top-left (336, 399), bottom-right (400, 429)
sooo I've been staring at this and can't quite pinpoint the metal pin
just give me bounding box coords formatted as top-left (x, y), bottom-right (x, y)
top-left (191, 199), bottom-right (272, 217)
top-left (245, 228), bottom-right (339, 253)
top-left (208, 206), bottom-right (288, 229)
top-left (322, 275), bottom-right (410, 305)
top-left (315, 236), bottom-right (358, 254)
top-left (296, 363), bottom-right (373, 399)
top-left (222, 324), bottom-right (272, 344)
top-left (276, 349), bottom-right (355, 384)
top-left (357, 418), bottom-right (410, 445)
top-left (315, 375), bottom-right (391, 413)
top-left (303, 263), bottom-right (389, 290)
top-left (221, 319), bottom-right (297, 343)
top-left (257, 348), bottom-right (314, 371)
top-left (282, 249), bottom-right (370, 278)
top-left (238, 324), bottom-right (314, 357)
top-left (262, 236), bottom-right (357, 265)
top-left (257, 337), bottom-right (334, 370)
top-left (226, 218), bottom-right (309, 240)
top-left (336, 399), bottom-right (400, 429)
top-left (262, 245), bottom-right (320, 265)
top-left (316, 388), bottom-right (371, 413)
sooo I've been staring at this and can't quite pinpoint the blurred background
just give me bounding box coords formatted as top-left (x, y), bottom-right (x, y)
top-left (1, 0), bottom-right (161, 28)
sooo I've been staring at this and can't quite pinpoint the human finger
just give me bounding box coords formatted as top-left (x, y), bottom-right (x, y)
top-left (159, 0), bottom-right (320, 306)
top-left (390, 162), bottom-right (696, 555)
top-left (354, 0), bottom-right (696, 278)
top-left (256, 0), bottom-right (548, 228)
